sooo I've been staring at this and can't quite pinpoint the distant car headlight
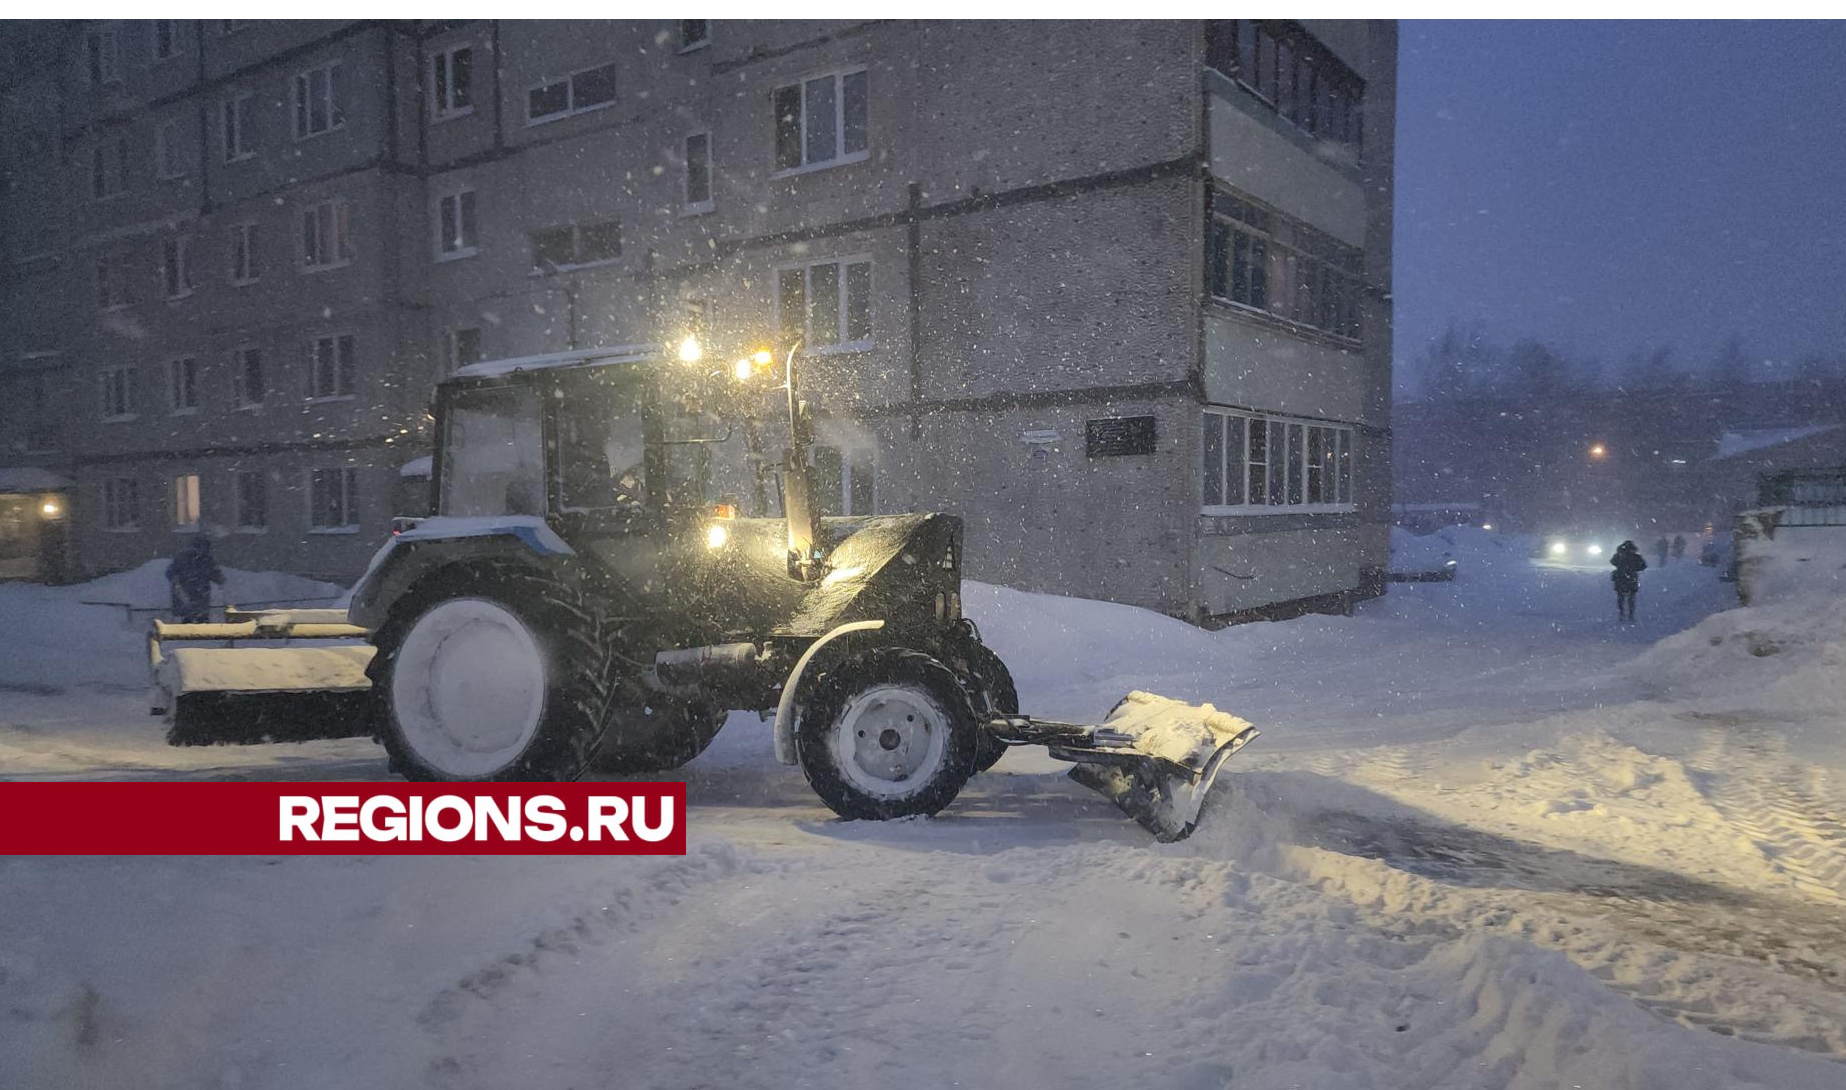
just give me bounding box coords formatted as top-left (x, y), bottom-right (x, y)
top-left (1549, 541), bottom-right (1568, 556)
top-left (1585, 543), bottom-right (1603, 556)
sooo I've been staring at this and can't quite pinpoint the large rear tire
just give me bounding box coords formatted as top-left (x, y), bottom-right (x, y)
top-left (367, 566), bottom-right (632, 781)
top-left (796, 648), bottom-right (980, 821)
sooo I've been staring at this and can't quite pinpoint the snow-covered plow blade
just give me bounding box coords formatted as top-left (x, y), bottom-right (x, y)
top-left (992, 692), bottom-right (1259, 842)
top-left (149, 609), bottom-right (376, 746)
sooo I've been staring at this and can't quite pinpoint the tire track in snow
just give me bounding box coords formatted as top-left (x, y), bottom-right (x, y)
top-left (1682, 721), bottom-right (1846, 904)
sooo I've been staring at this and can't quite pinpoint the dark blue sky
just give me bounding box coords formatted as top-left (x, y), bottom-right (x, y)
top-left (1393, 20), bottom-right (1846, 394)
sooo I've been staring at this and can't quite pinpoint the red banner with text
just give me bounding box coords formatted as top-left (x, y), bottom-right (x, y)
top-left (0, 783), bottom-right (686, 855)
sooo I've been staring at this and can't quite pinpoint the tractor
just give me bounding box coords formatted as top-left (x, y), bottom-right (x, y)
top-left (154, 339), bottom-right (1256, 840)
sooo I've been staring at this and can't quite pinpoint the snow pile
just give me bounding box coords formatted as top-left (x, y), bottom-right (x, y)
top-left (1738, 525), bottom-right (1846, 604)
top-left (1623, 590), bottom-right (1846, 717)
top-left (0, 563), bottom-right (344, 692)
top-left (77, 559), bottom-right (343, 608)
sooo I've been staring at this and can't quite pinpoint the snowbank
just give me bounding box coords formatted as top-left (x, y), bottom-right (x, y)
top-left (0, 562), bottom-right (344, 692)
top-left (1623, 591), bottom-right (1846, 718)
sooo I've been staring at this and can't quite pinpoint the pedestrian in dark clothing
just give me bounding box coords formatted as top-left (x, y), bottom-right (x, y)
top-left (1671, 534), bottom-right (1687, 560)
top-left (167, 537), bottom-right (225, 624)
top-left (1654, 536), bottom-right (1670, 568)
top-left (1610, 540), bottom-right (1647, 623)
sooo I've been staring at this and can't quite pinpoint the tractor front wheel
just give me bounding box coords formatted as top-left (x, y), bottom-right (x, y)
top-left (796, 648), bottom-right (980, 821)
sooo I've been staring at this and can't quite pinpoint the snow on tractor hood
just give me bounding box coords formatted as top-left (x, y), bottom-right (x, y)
top-left (781, 513), bottom-right (963, 637)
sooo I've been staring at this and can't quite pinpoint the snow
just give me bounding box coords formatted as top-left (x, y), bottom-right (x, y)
top-left (399, 454), bottom-right (433, 478)
top-left (4, 532), bottom-right (1846, 1087)
top-left (0, 466), bottom-right (72, 492)
top-left (1712, 424), bottom-right (1841, 460)
top-left (160, 645), bottom-right (374, 695)
top-left (448, 344), bottom-right (656, 380)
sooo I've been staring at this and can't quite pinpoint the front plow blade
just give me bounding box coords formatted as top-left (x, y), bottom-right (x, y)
top-left (1054, 692), bottom-right (1258, 842)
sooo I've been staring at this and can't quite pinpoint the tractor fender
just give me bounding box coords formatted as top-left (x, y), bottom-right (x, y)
top-left (347, 518), bottom-right (574, 633)
top-left (772, 619), bottom-right (886, 765)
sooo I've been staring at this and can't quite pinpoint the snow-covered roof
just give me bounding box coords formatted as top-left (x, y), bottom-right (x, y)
top-left (1712, 425), bottom-right (1842, 461)
top-left (448, 344), bottom-right (659, 381)
top-left (0, 467), bottom-right (73, 493)
top-left (399, 455), bottom-right (433, 479)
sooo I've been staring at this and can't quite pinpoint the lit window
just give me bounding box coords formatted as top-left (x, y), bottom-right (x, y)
top-left (173, 473), bottom-right (201, 531)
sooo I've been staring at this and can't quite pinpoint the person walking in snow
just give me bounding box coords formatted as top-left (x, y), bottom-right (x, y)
top-left (167, 537), bottom-right (225, 624)
top-left (1671, 533), bottom-right (1687, 560)
top-left (1610, 540), bottom-right (1647, 623)
top-left (1654, 535), bottom-right (1670, 568)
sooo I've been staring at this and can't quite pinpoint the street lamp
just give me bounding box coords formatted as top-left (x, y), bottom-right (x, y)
top-left (1588, 443), bottom-right (1607, 459)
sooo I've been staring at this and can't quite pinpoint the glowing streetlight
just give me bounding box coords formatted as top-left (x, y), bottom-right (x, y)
top-left (1588, 443), bottom-right (1607, 459)
top-left (41, 500), bottom-right (60, 517)
top-left (677, 334), bottom-right (703, 363)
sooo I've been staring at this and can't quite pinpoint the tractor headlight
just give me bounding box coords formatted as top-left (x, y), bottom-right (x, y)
top-left (705, 522), bottom-right (729, 550)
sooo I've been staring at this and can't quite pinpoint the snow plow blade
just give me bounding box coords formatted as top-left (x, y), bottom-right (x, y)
top-left (992, 692), bottom-right (1259, 842)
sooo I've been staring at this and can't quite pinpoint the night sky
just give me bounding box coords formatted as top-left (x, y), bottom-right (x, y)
top-left (1393, 20), bottom-right (1846, 396)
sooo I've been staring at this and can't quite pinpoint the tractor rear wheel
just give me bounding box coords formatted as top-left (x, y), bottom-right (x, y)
top-left (367, 566), bottom-right (633, 781)
top-left (796, 648), bottom-right (980, 821)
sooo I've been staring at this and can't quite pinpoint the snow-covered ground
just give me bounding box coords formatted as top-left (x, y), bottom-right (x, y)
top-left (4, 534), bottom-right (1845, 1089)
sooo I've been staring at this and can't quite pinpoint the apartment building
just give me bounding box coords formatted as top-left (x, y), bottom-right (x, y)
top-left (0, 19), bottom-right (1396, 621)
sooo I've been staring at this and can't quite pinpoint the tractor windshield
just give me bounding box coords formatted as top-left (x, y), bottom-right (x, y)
top-left (440, 385), bottom-right (546, 517)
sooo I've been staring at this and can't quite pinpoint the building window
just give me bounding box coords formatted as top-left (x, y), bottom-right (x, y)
top-left (526, 62), bottom-right (619, 124)
top-left (309, 467), bottom-right (358, 530)
top-left (308, 334), bottom-right (356, 399)
top-left (431, 44), bottom-right (473, 119)
top-left (152, 20), bottom-right (182, 62)
top-left (87, 28), bottom-right (121, 87)
top-left (235, 471), bottom-right (267, 530)
top-left (773, 69), bottom-right (868, 173)
top-left (300, 198), bottom-right (353, 270)
top-left (229, 221), bottom-right (260, 285)
top-left (154, 118), bottom-right (187, 179)
top-left (1201, 409), bottom-right (1352, 511)
top-left (222, 93), bottom-right (254, 161)
top-left (234, 346), bottom-right (265, 406)
top-left (95, 253), bottom-right (131, 309)
top-left (103, 477), bottom-right (139, 530)
top-left (812, 445), bottom-right (874, 516)
top-left (293, 61), bottom-right (344, 139)
top-left (435, 189), bottom-right (478, 258)
top-left (163, 236), bottom-right (194, 299)
top-left (101, 366), bottom-right (136, 420)
top-left (1207, 190), bottom-right (1362, 342)
top-left (778, 257), bottom-right (872, 351)
top-left (683, 131), bottom-right (712, 211)
top-left (22, 373), bottom-right (57, 453)
top-left (91, 136), bottom-right (127, 199)
top-left (446, 327), bottom-right (483, 370)
top-left (680, 20), bottom-right (709, 51)
top-left (167, 357), bottom-right (199, 413)
top-left (529, 219), bottom-right (621, 272)
top-left (173, 473), bottom-right (201, 531)
top-left (1205, 21), bottom-right (1364, 159)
